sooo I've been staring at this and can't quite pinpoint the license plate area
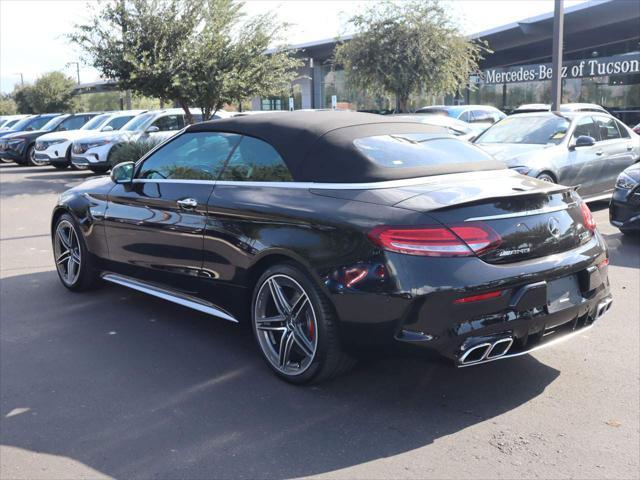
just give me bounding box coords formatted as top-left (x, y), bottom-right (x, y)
top-left (547, 275), bottom-right (583, 314)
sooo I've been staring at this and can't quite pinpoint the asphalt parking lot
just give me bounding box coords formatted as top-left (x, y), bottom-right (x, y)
top-left (1, 163), bottom-right (638, 480)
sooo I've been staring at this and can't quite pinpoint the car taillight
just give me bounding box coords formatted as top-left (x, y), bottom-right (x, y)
top-left (367, 223), bottom-right (501, 257)
top-left (580, 202), bottom-right (596, 232)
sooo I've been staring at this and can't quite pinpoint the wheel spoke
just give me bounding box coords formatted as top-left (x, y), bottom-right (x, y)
top-left (268, 278), bottom-right (291, 316)
top-left (278, 330), bottom-right (295, 368)
top-left (292, 326), bottom-right (314, 358)
top-left (66, 256), bottom-right (76, 282)
top-left (56, 250), bottom-right (70, 265)
top-left (256, 315), bottom-right (286, 332)
top-left (290, 293), bottom-right (309, 320)
top-left (57, 228), bottom-right (71, 249)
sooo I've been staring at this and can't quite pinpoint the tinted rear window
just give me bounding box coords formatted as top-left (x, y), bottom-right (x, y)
top-left (354, 133), bottom-right (495, 169)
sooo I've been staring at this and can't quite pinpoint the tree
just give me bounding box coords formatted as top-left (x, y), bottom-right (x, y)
top-left (27, 72), bottom-right (76, 113)
top-left (334, 0), bottom-right (487, 112)
top-left (12, 85), bottom-right (34, 114)
top-left (0, 94), bottom-right (17, 115)
top-left (70, 0), bottom-right (301, 123)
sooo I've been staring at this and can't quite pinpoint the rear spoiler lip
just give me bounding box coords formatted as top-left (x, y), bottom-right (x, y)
top-left (463, 201), bottom-right (578, 222)
top-left (422, 183), bottom-right (576, 215)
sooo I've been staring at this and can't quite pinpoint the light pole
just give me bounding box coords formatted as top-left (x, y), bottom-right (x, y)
top-left (550, 0), bottom-right (564, 111)
top-left (66, 62), bottom-right (81, 85)
top-left (13, 73), bottom-right (24, 86)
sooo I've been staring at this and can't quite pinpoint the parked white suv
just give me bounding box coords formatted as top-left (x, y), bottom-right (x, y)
top-left (71, 108), bottom-right (210, 173)
top-left (35, 110), bottom-right (147, 170)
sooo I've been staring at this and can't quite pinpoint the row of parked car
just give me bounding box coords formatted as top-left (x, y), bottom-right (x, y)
top-left (1, 102), bottom-right (639, 233)
top-left (0, 108), bottom-right (230, 171)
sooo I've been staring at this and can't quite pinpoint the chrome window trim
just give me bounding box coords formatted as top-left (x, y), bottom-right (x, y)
top-left (131, 170), bottom-right (508, 190)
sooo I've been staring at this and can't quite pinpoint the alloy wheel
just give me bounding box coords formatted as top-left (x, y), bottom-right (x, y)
top-left (29, 146), bottom-right (47, 166)
top-left (254, 274), bottom-right (318, 376)
top-left (54, 220), bottom-right (82, 286)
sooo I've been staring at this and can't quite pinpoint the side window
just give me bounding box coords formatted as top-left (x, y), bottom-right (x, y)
top-left (106, 116), bottom-right (134, 130)
top-left (615, 120), bottom-right (630, 138)
top-left (459, 111), bottom-right (471, 122)
top-left (60, 116), bottom-right (88, 131)
top-left (595, 116), bottom-right (621, 141)
top-left (151, 114), bottom-right (184, 132)
top-left (572, 117), bottom-right (599, 141)
top-left (470, 110), bottom-right (490, 123)
top-left (137, 132), bottom-right (242, 180)
top-left (219, 136), bottom-right (292, 182)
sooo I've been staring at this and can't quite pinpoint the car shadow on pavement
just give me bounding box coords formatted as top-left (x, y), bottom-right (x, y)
top-left (0, 270), bottom-right (560, 479)
top-left (601, 230), bottom-right (640, 269)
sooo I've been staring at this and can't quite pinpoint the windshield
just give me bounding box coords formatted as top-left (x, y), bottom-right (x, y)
top-left (81, 114), bottom-right (111, 130)
top-left (41, 116), bottom-right (68, 131)
top-left (354, 133), bottom-right (495, 169)
top-left (476, 115), bottom-right (570, 145)
top-left (121, 112), bottom-right (154, 131)
top-left (11, 116), bottom-right (40, 131)
top-left (106, 115), bottom-right (136, 130)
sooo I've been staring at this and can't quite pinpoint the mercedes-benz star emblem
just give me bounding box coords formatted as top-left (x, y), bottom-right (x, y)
top-left (548, 217), bottom-right (561, 238)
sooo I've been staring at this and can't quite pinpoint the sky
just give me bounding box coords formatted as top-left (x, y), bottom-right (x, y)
top-left (0, 0), bottom-right (590, 94)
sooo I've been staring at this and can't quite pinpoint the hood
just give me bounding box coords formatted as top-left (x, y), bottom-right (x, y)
top-left (0, 130), bottom-right (47, 140)
top-left (38, 129), bottom-right (101, 142)
top-left (474, 143), bottom-right (560, 167)
top-left (76, 130), bottom-right (130, 144)
top-left (622, 163), bottom-right (640, 181)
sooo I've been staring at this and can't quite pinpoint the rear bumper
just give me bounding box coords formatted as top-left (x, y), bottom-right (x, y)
top-left (331, 231), bottom-right (610, 364)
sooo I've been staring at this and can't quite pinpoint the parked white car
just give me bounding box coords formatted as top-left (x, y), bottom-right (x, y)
top-left (70, 108), bottom-right (215, 173)
top-left (0, 115), bottom-right (29, 131)
top-left (34, 110), bottom-right (147, 169)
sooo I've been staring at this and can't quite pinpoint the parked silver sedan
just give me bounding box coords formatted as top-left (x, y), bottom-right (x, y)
top-left (474, 112), bottom-right (640, 201)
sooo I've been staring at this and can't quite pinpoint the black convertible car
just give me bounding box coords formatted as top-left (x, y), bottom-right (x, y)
top-left (51, 112), bottom-right (612, 383)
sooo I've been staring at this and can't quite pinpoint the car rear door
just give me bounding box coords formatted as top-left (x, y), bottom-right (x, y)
top-left (142, 113), bottom-right (185, 142)
top-left (104, 131), bottom-right (241, 292)
top-left (591, 115), bottom-right (637, 195)
top-left (565, 116), bottom-right (602, 197)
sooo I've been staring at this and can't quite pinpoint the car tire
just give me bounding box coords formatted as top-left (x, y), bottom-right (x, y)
top-left (26, 144), bottom-right (47, 166)
top-left (537, 172), bottom-right (556, 183)
top-left (0, 157), bottom-right (13, 164)
top-left (52, 213), bottom-right (100, 291)
top-left (252, 263), bottom-right (355, 384)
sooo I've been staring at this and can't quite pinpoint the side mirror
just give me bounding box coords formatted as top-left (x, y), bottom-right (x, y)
top-left (101, 125), bottom-right (114, 132)
top-left (110, 161), bottom-right (134, 184)
top-left (146, 125), bottom-right (160, 133)
top-left (570, 135), bottom-right (596, 150)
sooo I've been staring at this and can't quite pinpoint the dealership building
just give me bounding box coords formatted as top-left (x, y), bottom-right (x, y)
top-left (254, 0), bottom-right (640, 124)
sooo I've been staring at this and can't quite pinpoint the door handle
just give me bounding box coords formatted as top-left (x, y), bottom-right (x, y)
top-left (177, 198), bottom-right (198, 209)
top-left (595, 150), bottom-right (603, 156)
top-left (627, 145), bottom-right (633, 151)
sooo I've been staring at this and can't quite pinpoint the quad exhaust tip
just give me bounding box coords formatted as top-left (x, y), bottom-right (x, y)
top-left (596, 297), bottom-right (612, 319)
top-left (459, 337), bottom-right (514, 365)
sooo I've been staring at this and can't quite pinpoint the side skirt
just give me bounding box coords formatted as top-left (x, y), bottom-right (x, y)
top-left (101, 272), bottom-right (239, 323)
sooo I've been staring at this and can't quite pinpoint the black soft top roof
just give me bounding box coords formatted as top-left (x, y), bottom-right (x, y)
top-left (186, 111), bottom-right (503, 183)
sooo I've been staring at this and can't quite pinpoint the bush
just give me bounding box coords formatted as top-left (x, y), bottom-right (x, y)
top-left (109, 140), bottom-right (161, 167)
